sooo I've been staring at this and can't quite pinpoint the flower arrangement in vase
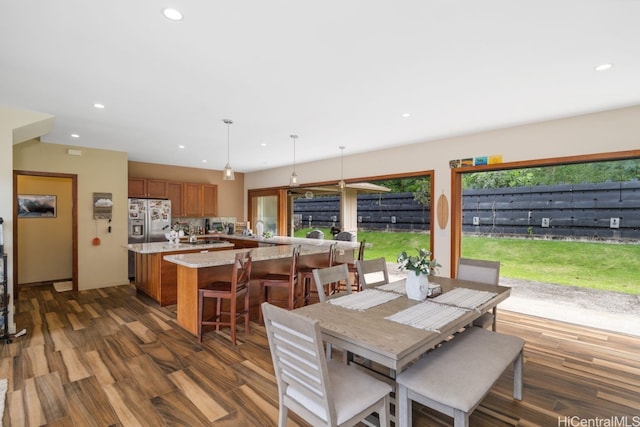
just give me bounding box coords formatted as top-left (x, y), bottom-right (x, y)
top-left (397, 248), bottom-right (441, 300)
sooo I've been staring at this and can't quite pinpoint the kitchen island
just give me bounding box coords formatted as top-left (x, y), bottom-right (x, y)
top-left (126, 240), bottom-right (234, 306)
top-left (163, 237), bottom-right (360, 336)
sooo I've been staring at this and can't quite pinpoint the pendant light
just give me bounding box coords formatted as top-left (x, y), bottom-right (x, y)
top-left (338, 146), bottom-right (346, 190)
top-left (222, 119), bottom-right (235, 181)
top-left (290, 134), bottom-right (299, 187)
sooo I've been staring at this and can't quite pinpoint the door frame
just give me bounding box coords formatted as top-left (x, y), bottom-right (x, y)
top-left (13, 170), bottom-right (78, 298)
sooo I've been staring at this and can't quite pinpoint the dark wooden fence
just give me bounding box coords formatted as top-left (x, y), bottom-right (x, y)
top-left (463, 180), bottom-right (640, 239)
top-left (293, 180), bottom-right (640, 240)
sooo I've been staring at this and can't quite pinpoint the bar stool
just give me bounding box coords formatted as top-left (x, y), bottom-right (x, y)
top-left (197, 251), bottom-right (252, 345)
top-left (335, 240), bottom-right (366, 292)
top-left (300, 242), bottom-right (337, 305)
top-left (258, 246), bottom-right (301, 324)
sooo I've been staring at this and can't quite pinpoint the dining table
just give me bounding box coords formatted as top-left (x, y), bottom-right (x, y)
top-left (293, 276), bottom-right (511, 374)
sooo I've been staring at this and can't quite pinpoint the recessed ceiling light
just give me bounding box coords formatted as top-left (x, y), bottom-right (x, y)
top-left (260, 143), bottom-right (267, 147)
top-left (93, 103), bottom-right (105, 109)
top-left (402, 113), bottom-right (411, 118)
top-left (202, 159), bottom-right (207, 163)
top-left (595, 63), bottom-right (612, 71)
top-left (71, 134), bottom-right (80, 138)
top-left (178, 145), bottom-right (185, 149)
top-left (163, 8), bottom-right (183, 21)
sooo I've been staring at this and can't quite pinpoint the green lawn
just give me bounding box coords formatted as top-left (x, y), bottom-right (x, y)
top-left (294, 228), bottom-right (640, 295)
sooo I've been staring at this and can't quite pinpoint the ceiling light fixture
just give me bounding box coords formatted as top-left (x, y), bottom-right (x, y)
top-left (71, 134), bottom-right (80, 138)
top-left (290, 134), bottom-right (299, 187)
top-left (402, 113), bottom-right (411, 118)
top-left (222, 119), bottom-right (235, 181)
top-left (595, 63), bottom-right (612, 71)
top-left (163, 8), bottom-right (183, 21)
top-left (339, 146), bottom-right (346, 190)
top-left (93, 103), bottom-right (105, 109)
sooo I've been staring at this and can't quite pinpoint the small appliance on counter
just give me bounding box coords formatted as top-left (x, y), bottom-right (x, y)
top-left (235, 221), bottom-right (250, 235)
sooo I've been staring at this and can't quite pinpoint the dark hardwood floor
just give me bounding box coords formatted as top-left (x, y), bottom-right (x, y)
top-left (1, 283), bottom-right (638, 426)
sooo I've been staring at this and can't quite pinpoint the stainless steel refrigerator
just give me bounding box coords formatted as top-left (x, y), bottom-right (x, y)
top-left (128, 198), bottom-right (172, 277)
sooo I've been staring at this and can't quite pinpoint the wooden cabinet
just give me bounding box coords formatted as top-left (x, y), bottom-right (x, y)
top-left (202, 184), bottom-right (218, 217)
top-left (183, 182), bottom-right (203, 217)
top-left (128, 177), bottom-right (168, 198)
top-left (183, 183), bottom-right (218, 217)
top-left (128, 177), bottom-right (217, 218)
top-left (167, 181), bottom-right (183, 217)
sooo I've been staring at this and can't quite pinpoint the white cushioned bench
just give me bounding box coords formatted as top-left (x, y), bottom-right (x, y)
top-left (395, 327), bottom-right (524, 427)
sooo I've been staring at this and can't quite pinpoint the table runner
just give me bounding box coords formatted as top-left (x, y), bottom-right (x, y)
top-left (328, 289), bottom-right (401, 311)
top-left (432, 287), bottom-right (497, 310)
top-left (377, 281), bottom-right (407, 294)
top-left (385, 301), bottom-right (469, 333)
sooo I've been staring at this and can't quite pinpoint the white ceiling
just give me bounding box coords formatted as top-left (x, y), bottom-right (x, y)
top-left (2, 0), bottom-right (639, 173)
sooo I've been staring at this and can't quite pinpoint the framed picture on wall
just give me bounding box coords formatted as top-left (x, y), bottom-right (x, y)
top-left (18, 194), bottom-right (57, 218)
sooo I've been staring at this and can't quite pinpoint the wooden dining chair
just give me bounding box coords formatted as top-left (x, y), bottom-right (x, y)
top-left (355, 257), bottom-right (389, 289)
top-left (312, 263), bottom-right (354, 360)
top-left (334, 239), bottom-right (366, 292)
top-left (301, 242), bottom-right (337, 305)
top-left (261, 302), bottom-right (392, 427)
top-left (258, 246), bottom-right (301, 324)
top-left (457, 257), bottom-right (501, 331)
top-left (197, 251), bottom-right (252, 345)
top-left (312, 263), bottom-right (353, 303)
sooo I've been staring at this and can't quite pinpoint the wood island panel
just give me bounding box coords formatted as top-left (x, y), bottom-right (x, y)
top-left (134, 246), bottom-right (231, 306)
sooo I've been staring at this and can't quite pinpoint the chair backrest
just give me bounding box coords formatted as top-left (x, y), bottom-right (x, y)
top-left (289, 245), bottom-right (301, 283)
top-left (456, 257), bottom-right (500, 285)
top-left (327, 242), bottom-right (338, 267)
top-left (232, 251), bottom-right (252, 292)
top-left (334, 231), bottom-right (355, 242)
top-left (312, 264), bottom-right (352, 302)
top-left (306, 229), bottom-right (325, 239)
top-left (261, 302), bottom-right (337, 426)
top-left (356, 240), bottom-right (366, 261)
top-left (355, 257), bottom-right (389, 289)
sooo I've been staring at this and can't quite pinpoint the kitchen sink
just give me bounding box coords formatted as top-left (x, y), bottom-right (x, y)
top-left (186, 240), bottom-right (227, 245)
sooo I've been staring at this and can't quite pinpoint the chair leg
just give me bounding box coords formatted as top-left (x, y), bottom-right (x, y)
top-left (492, 307), bottom-right (497, 331)
top-left (230, 296), bottom-right (237, 345)
top-left (453, 409), bottom-right (470, 427)
top-left (215, 297), bottom-right (221, 332)
top-left (197, 293), bottom-right (204, 342)
top-left (379, 395), bottom-right (390, 427)
top-left (258, 284), bottom-right (266, 325)
top-left (288, 282), bottom-right (295, 310)
top-left (278, 404), bottom-right (288, 427)
top-left (397, 384), bottom-right (410, 427)
top-left (514, 350), bottom-right (523, 400)
top-left (244, 292), bottom-right (250, 336)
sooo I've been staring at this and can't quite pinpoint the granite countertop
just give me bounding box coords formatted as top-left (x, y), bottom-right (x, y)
top-left (163, 244), bottom-right (330, 268)
top-left (225, 234), bottom-right (362, 249)
top-left (126, 241), bottom-right (234, 254)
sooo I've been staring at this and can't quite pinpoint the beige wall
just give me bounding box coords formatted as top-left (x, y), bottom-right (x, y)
top-left (14, 139), bottom-right (129, 291)
top-left (1, 107), bottom-right (56, 333)
top-left (245, 105), bottom-right (640, 274)
top-left (128, 161), bottom-right (245, 221)
top-left (17, 175), bottom-right (73, 284)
